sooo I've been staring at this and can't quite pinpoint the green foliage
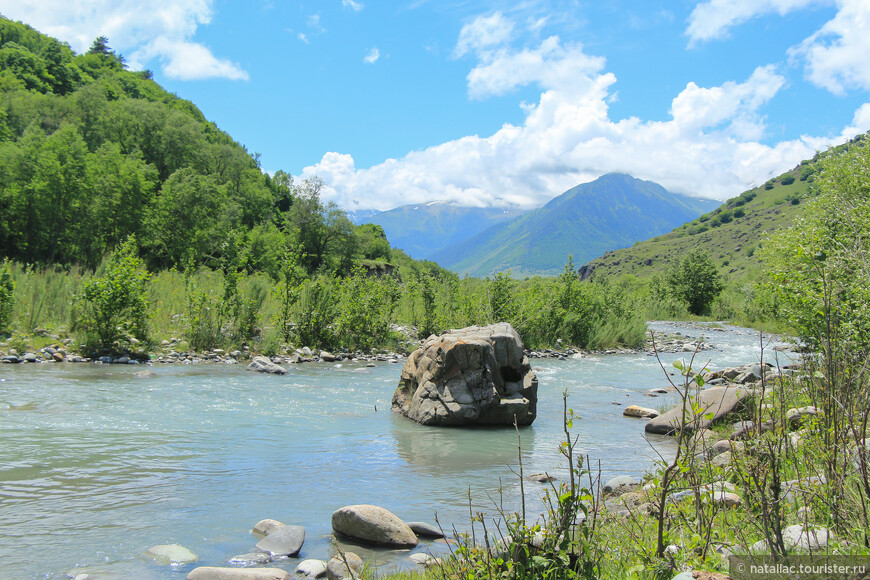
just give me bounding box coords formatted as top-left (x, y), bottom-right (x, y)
top-left (77, 237), bottom-right (150, 352)
top-left (665, 249), bottom-right (724, 316)
top-left (335, 268), bottom-right (400, 351)
top-left (763, 137), bottom-right (870, 354)
top-left (0, 258), bottom-right (13, 332)
top-left (781, 174), bottom-right (795, 185)
top-left (293, 274), bottom-right (338, 349)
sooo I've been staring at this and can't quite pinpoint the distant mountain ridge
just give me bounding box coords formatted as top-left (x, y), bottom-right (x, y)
top-left (432, 173), bottom-right (720, 277)
top-left (355, 201), bottom-right (526, 260)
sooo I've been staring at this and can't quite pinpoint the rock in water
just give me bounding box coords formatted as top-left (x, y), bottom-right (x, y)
top-left (332, 504), bottom-right (418, 548)
top-left (246, 356), bottom-right (289, 375)
top-left (146, 544), bottom-right (198, 565)
top-left (255, 524), bottom-right (305, 557)
top-left (391, 323), bottom-right (538, 426)
top-left (645, 386), bottom-right (752, 435)
top-left (187, 568), bottom-right (291, 579)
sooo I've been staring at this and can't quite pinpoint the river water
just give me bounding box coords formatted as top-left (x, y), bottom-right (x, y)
top-left (0, 322), bottom-right (789, 579)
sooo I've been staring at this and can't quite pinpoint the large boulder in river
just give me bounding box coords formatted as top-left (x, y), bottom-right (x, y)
top-left (645, 385), bottom-right (752, 435)
top-left (391, 323), bottom-right (538, 426)
top-left (331, 504), bottom-right (418, 548)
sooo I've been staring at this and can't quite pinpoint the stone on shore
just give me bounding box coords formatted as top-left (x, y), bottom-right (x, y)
top-left (623, 405), bottom-right (659, 419)
top-left (246, 356), bottom-right (289, 375)
top-left (187, 568), bottom-right (291, 580)
top-left (146, 544), bottom-right (198, 565)
top-left (391, 323), bottom-right (538, 426)
top-left (645, 386), bottom-right (752, 435)
top-left (332, 504), bottom-right (418, 548)
top-left (750, 525), bottom-right (834, 553)
top-left (255, 524), bottom-right (305, 558)
top-left (603, 475), bottom-right (640, 495)
top-left (326, 552), bottom-right (363, 580)
top-left (295, 559), bottom-right (328, 579)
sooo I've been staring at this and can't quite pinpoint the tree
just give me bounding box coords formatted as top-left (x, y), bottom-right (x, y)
top-left (666, 249), bottom-right (724, 316)
top-left (88, 36), bottom-right (112, 56)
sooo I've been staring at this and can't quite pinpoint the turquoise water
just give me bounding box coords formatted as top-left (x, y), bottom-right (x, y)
top-left (0, 323), bottom-right (787, 579)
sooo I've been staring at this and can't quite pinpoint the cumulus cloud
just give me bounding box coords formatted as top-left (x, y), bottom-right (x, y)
top-left (342, 0), bottom-right (364, 12)
top-left (0, 0), bottom-right (248, 81)
top-left (303, 25), bottom-right (851, 212)
top-left (686, 0), bottom-right (823, 44)
top-left (364, 47), bottom-right (380, 64)
top-left (454, 11), bottom-right (514, 58)
top-left (789, 0), bottom-right (870, 93)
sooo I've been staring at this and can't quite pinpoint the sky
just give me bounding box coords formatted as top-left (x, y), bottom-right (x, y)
top-left (2, 1), bottom-right (870, 211)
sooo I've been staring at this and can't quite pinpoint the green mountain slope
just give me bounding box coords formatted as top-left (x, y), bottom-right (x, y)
top-left (577, 154), bottom-right (838, 283)
top-left (433, 173), bottom-right (719, 277)
top-left (358, 201), bottom-right (526, 260)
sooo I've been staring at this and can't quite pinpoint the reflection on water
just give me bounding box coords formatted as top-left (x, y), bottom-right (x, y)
top-left (0, 323), bottom-right (785, 578)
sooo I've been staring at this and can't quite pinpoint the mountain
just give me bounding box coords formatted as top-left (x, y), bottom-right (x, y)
top-left (577, 155), bottom-right (832, 283)
top-left (432, 173), bottom-right (719, 278)
top-left (432, 173), bottom-right (719, 277)
top-left (357, 201), bottom-right (526, 260)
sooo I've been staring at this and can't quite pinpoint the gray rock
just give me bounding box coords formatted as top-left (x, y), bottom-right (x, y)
top-left (21, 352), bottom-right (39, 363)
top-left (406, 521), bottom-right (445, 538)
top-left (2, 355), bottom-right (19, 363)
top-left (710, 439), bottom-right (743, 457)
top-left (186, 568), bottom-right (291, 580)
top-left (391, 323), bottom-right (538, 426)
top-left (332, 504), bottom-right (418, 548)
top-left (319, 351), bottom-right (337, 362)
top-left (146, 544), bottom-right (198, 565)
top-left (295, 559), bottom-right (328, 579)
top-left (623, 405), bottom-right (659, 419)
top-left (603, 475), bottom-right (639, 495)
top-left (786, 406), bottom-right (819, 428)
top-left (326, 552), bottom-right (363, 580)
top-left (252, 519), bottom-right (285, 536)
top-left (246, 356), bottom-right (289, 375)
top-left (409, 553), bottom-right (439, 566)
top-left (228, 552), bottom-right (272, 566)
top-left (645, 386), bottom-right (752, 435)
top-left (735, 363), bottom-right (764, 384)
top-left (750, 525), bottom-right (834, 553)
top-left (255, 524), bottom-right (305, 557)
top-left (710, 491), bottom-right (742, 507)
top-left (526, 473), bottom-right (556, 483)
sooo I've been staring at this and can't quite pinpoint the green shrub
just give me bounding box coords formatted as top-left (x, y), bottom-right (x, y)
top-left (77, 237), bottom-right (151, 353)
top-left (0, 260), bottom-right (13, 334)
top-left (781, 174), bottom-right (795, 185)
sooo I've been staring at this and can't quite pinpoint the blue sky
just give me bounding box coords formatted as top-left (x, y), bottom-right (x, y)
top-left (3, 1), bottom-right (869, 210)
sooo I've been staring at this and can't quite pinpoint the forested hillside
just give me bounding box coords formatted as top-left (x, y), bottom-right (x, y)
top-left (0, 17), bottom-right (399, 277)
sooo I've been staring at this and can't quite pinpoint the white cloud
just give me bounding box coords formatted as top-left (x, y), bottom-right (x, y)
top-left (686, 0), bottom-right (824, 44)
top-left (0, 0), bottom-right (248, 81)
top-left (364, 47), bottom-right (380, 64)
top-left (467, 35), bottom-right (606, 99)
top-left (342, 0), bottom-right (364, 12)
top-left (454, 12), bottom-right (514, 58)
top-left (303, 27), bottom-right (855, 212)
top-left (297, 32), bottom-right (309, 44)
top-left (307, 14), bottom-right (326, 34)
top-left (789, 0), bottom-right (870, 93)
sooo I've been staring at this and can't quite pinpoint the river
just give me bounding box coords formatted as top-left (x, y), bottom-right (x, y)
top-left (0, 322), bottom-right (790, 579)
